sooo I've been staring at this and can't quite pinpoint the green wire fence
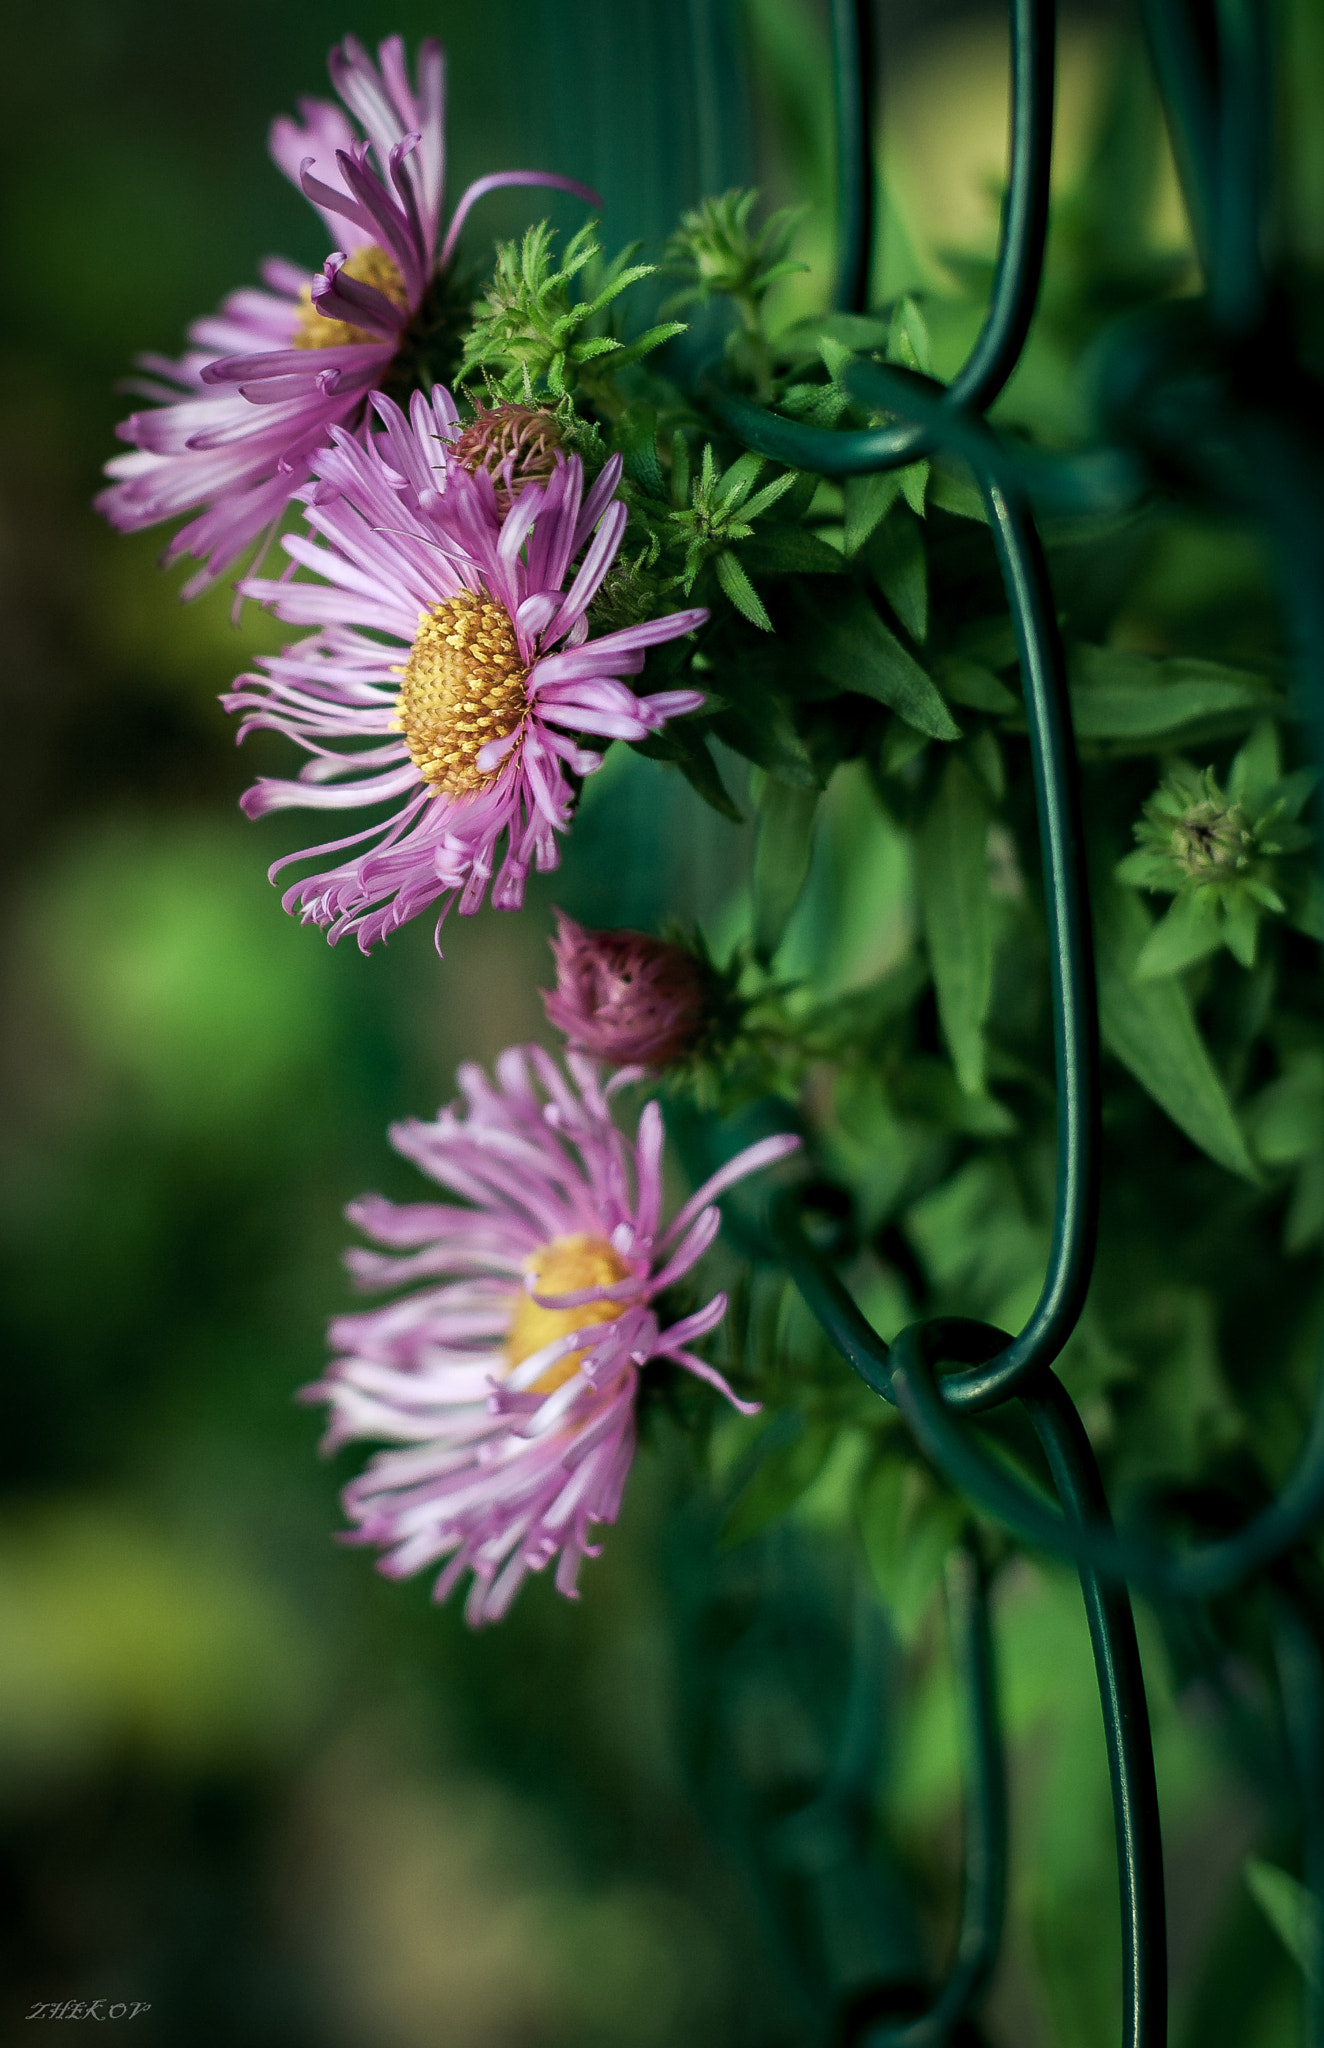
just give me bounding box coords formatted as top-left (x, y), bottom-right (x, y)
top-left (712, 2), bottom-right (1324, 2041)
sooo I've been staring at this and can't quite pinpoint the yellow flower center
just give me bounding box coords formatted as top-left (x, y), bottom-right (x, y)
top-left (506, 1234), bottom-right (633, 1394)
top-left (394, 592), bottom-right (529, 796)
top-left (292, 244), bottom-right (409, 350)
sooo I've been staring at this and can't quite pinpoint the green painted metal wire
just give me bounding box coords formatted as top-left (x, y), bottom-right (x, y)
top-left (716, 0), bottom-right (1324, 2037)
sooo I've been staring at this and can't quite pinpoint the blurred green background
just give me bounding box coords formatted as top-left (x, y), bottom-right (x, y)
top-left (2, 0), bottom-right (1322, 2042)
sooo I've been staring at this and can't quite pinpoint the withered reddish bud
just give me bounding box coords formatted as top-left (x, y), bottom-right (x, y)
top-left (542, 912), bottom-right (711, 1068)
top-left (451, 403), bottom-right (563, 514)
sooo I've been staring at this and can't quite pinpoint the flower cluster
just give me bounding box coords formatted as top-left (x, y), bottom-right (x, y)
top-left (309, 1046), bottom-right (798, 1622)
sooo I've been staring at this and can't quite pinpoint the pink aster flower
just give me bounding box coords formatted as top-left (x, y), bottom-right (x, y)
top-left (97, 34), bottom-right (596, 595)
top-left (308, 1045), bottom-right (800, 1623)
top-left (543, 910), bottom-right (713, 1066)
top-left (223, 387), bottom-right (708, 949)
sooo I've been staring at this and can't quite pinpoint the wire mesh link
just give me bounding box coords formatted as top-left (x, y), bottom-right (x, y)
top-left (713, 0), bottom-right (1324, 2039)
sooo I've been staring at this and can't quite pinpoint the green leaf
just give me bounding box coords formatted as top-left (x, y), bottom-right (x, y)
top-left (1227, 719), bottom-right (1281, 810)
top-left (1293, 870), bottom-right (1324, 941)
top-left (935, 655), bottom-right (1018, 715)
top-left (1246, 1858), bottom-right (1320, 1985)
top-left (804, 588), bottom-right (960, 740)
top-left (859, 1459), bottom-right (964, 1644)
top-left (1133, 889), bottom-right (1225, 979)
top-left (1095, 884), bottom-right (1258, 1179)
top-left (864, 502), bottom-right (928, 643)
top-left (629, 724), bottom-right (742, 822)
top-left (843, 470), bottom-right (903, 554)
top-left (1245, 1056), bottom-right (1324, 1166)
top-left (740, 470), bottom-right (801, 523)
top-left (882, 719), bottom-right (928, 776)
top-left (614, 402), bottom-right (663, 496)
top-left (714, 550), bottom-right (773, 631)
top-left (740, 528), bottom-right (845, 576)
top-left (919, 755), bottom-right (993, 1095)
top-left (1069, 645), bottom-right (1279, 742)
top-left (928, 462), bottom-right (988, 522)
top-left (1288, 1155), bottom-right (1324, 1250)
top-left (669, 429), bottom-right (690, 509)
top-left (900, 458), bottom-right (929, 518)
top-left (1222, 893), bottom-right (1260, 966)
top-left (753, 777), bottom-right (820, 960)
top-left (711, 681), bottom-right (819, 785)
top-left (715, 450), bottom-right (766, 508)
top-left (720, 1416), bottom-right (834, 1548)
top-left (607, 320), bottom-right (688, 371)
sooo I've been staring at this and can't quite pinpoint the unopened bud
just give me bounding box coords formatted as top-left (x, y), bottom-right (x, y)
top-left (542, 913), bottom-right (711, 1067)
top-left (451, 403), bottom-right (562, 514)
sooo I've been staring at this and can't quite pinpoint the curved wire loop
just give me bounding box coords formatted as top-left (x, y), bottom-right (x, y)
top-left (713, 0), bottom-right (1057, 478)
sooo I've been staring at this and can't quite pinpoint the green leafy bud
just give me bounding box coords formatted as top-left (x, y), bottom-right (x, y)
top-left (1116, 725), bottom-right (1316, 974)
top-left (661, 188), bottom-right (807, 318)
top-left (662, 443), bottom-right (800, 618)
top-left (457, 220), bottom-right (684, 403)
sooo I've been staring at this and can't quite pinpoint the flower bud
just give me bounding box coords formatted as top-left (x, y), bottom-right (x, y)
top-left (542, 913), bottom-right (711, 1068)
top-left (451, 403), bottom-right (562, 514)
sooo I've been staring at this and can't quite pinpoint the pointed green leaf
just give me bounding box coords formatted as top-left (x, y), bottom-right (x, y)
top-left (715, 451), bottom-right (766, 508)
top-left (1222, 894), bottom-right (1260, 966)
top-left (900, 459), bottom-right (929, 518)
top-left (741, 470), bottom-right (800, 523)
top-left (615, 402), bottom-right (663, 496)
top-left (1228, 719), bottom-right (1281, 809)
top-left (1293, 870), bottom-right (1324, 941)
top-left (928, 462), bottom-right (988, 522)
top-left (1246, 1057), bottom-right (1324, 1166)
top-left (919, 755), bottom-right (993, 1095)
top-left (1069, 646), bottom-right (1279, 740)
top-left (1095, 884), bottom-right (1258, 1179)
top-left (805, 588), bottom-right (960, 740)
top-left (864, 503), bottom-right (928, 643)
top-left (607, 322), bottom-right (687, 371)
top-left (860, 1460), bottom-right (965, 1644)
top-left (669, 429), bottom-right (690, 509)
top-left (630, 724), bottom-right (743, 823)
top-left (936, 655), bottom-right (1019, 714)
top-left (753, 777), bottom-right (820, 961)
top-left (1133, 889), bottom-right (1225, 979)
top-left (571, 335), bottom-right (623, 363)
top-left (720, 1417), bottom-right (834, 1548)
top-left (740, 529), bottom-right (846, 576)
top-left (1246, 1859), bottom-right (1320, 1986)
top-left (843, 470), bottom-right (903, 554)
top-left (715, 550), bottom-right (773, 631)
